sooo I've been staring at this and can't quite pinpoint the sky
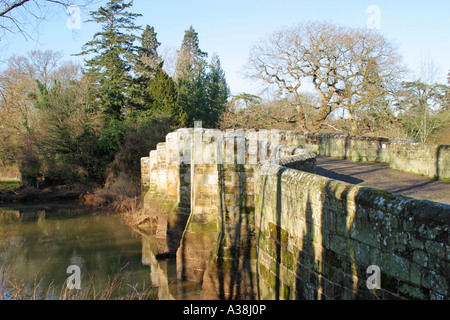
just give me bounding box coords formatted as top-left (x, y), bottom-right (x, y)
top-left (1, 0), bottom-right (449, 96)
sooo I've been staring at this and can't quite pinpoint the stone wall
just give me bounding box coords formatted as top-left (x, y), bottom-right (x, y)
top-left (141, 128), bottom-right (450, 300)
top-left (255, 161), bottom-right (450, 300)
top-left (275, 131), bottom-right (450, 180)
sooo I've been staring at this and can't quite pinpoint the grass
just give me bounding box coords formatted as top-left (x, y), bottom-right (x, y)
top-left (0, 180), bottom-right (20, 193)
top-left (0, 265), bottom-right (156, 300)
top-left (119, 196), bottom-right (174, 230)
top-left (436, 176), bottom-right (450, 183)
top-left (83, 172), bottom-right (140, 210)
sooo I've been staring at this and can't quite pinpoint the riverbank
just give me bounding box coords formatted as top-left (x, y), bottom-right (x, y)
top-left (0, 183), bottom-right (98, 204)
top-left (0, 177), bottom-right (159, 237)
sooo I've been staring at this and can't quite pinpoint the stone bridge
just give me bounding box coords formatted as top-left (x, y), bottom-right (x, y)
top-left (140, 128), bottom-right (450, 300)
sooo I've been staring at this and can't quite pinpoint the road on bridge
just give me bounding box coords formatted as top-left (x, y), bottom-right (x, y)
top-left (316, 156), bottom-right (450, 205)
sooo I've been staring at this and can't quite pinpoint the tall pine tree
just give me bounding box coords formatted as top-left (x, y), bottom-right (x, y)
top-left (77, 0), bottom-right (142, 120)
top-left (175, 26), bottom-right (209, 127)
top-left (175, 26), bottom-right (208, 75)
top-left (205, 54), bottom-right (229, 127)
top-left (136, 25), bottom-right (163, 78)
top-left (130, 25), bottom-right (163, 111)
top-left (175, 26), bottom-right (229, 128)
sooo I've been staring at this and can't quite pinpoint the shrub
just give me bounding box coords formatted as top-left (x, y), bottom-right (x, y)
top-left (19, 147), bottom-right (42, 187)
top-left (83, 172), bottom-right (139, 210)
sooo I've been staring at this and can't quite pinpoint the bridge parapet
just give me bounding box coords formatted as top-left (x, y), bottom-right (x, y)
top-left (277, 131), bottom-right (449, 180)
top-left (141, 128), bottom-right (450, 300)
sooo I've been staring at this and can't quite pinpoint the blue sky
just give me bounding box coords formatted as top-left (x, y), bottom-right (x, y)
top-left (1, 0), bottom-right (449, 95)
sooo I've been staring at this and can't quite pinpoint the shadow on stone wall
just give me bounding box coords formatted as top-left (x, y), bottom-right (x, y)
top-left (435, 145), bottom-right (448, 181)
top-left (257, 165), bottom-right (450, 299)
top-left (200, 161), bottom-right (256, 300)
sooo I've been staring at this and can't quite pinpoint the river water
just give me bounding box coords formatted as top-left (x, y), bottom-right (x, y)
top-left (0, 201), bottom-right (202, 300)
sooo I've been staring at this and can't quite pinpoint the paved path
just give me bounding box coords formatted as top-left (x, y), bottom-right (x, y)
top-left (315, 156), bottom-right (450, 205)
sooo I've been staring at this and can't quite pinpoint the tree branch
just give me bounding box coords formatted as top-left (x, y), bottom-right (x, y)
top-left (0, 0), bottom-right (31, 17)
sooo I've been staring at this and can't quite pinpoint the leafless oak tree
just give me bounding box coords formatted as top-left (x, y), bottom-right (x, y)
top-left (246, 21), bottom-right (406, 132)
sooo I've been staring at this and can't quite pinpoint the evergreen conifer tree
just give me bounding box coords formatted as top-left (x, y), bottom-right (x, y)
top-left (77, 0), bottom-right (142, 120)
top-left (205, 54), bottom-right (229, 127)
top-left (175, 26), bottom-right (209, 126)
top-left (176, 26), bottom-right (208, 74)
top-left (136, 25), bottom-right (163, 78)
top-left (175, 27), bottom-right (229, 128)
top-left (148, 65), bottom-right (186, 126)
top-left (130, 25), bottom-right (163, 111)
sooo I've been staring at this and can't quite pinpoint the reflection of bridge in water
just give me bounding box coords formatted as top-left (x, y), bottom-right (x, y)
top-left (137, 214), bottom-right (203, 300)
top-left (316, 156), bottom-right (450, 205)
top-left (141, 234), bottom-right (175, 300)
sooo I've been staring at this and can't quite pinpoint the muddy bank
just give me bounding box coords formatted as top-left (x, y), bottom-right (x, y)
top-left (0, 183), bottom-right (99, 204)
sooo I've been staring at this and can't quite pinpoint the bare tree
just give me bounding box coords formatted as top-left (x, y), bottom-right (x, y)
top-left (0, 49), bottom-right (76, 136)
top-left (245, 21), bottom-right (405, 132)
top-left (220, 94), bottom-right (317, 131)
top-left (0, 0), bottom-right (99, 40)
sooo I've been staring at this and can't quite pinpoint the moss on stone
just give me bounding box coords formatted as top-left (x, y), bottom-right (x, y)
top-left (370, 188), bottom-right (398, 202)
top-left (282, 284), bottom-right (291, 300)
top-left (282, 250), bottom-right (295, 271)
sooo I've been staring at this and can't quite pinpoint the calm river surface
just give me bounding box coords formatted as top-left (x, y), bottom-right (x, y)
top-left (0, 201), bottom-right (202, 300)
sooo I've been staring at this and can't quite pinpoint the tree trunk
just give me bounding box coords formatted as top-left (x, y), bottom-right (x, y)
top-left (346, 109), bottom-right (359, 135)
top-left (295, 102), bottom-right (308, 131)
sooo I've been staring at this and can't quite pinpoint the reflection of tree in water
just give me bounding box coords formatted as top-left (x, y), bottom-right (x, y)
top-left (0, 204), bottom-right (152, 299)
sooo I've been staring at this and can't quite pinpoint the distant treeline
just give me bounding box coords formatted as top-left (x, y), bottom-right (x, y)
top-left (0, 1), bottom-right (449, 192)
top-left (0, 0), bottom-right (229, 188)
